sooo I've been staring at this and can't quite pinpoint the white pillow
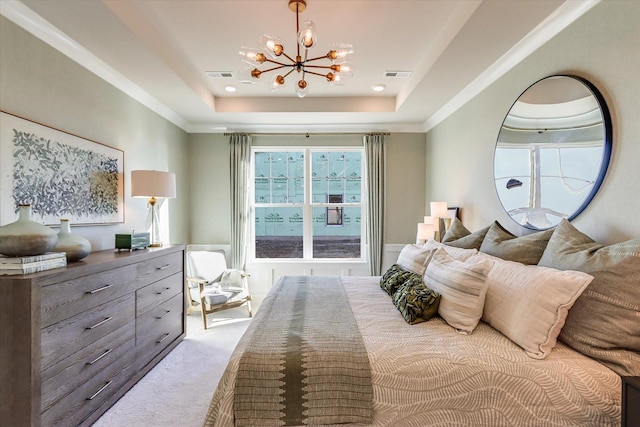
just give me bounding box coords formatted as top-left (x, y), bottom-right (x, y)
top-left (396, 244), bottom-right (434, 275)
top-left (423, 239), bottom-right (478, 262)
top-left (424, 248), bottom-right (493, 334)
top-left (474, 252), bottom-right (594, 359)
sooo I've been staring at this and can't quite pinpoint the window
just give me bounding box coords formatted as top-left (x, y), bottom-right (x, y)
top-left (252, 148), bottom-right (364, 260)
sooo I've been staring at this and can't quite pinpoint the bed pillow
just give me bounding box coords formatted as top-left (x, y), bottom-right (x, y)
top-left (379, 264), bottom-right (414, 296)
top-left (422, 239), bottom-right (478, 262)
top-left (538, 219), bottom-right (640, 376)
top-left (424, 248), bottom-right (493, 334)
top-left (442, 218), bottom-right (491, 250)
top-left (475, 252), bottom-right (593, 359)
top-left (479, 221), bottom-right (553, 264)
top-left (397, 244), bottom-right (435, 275)
top-left (392, 276), bottom-right (441, 325)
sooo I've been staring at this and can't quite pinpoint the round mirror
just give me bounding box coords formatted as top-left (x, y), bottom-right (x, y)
top-left (494, 75), bottom-right (612, 230)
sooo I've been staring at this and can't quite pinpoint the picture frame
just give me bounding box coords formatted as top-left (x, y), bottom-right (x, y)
top-left (0, 111), bottom-right (124, 226)
top-left (447, 207), bottom-right (460, 220)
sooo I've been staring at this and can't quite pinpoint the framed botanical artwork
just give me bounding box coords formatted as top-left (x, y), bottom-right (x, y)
top-left (0, 111), bottom-right (124, 226)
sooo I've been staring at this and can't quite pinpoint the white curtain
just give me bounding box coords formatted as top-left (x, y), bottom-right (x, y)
top-left (364, 133), bottom-right (386, 275)
top-left (229, 133), bottom-right (252, 270)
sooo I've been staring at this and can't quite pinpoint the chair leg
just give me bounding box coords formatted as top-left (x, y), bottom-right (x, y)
top-left (201, 308), bottom-right (208, 330)
top-left (247, 300), bottom-right (253, 317)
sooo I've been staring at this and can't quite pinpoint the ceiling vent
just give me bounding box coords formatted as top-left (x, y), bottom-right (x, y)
top-left (384, 71), bottom-right (412, 78)
top-left (206, 71), bottom-right (235, 78)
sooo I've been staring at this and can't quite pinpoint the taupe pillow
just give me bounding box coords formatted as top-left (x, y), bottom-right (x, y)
top-left (538, 219), bottom-right (640, 376)
top-left (479, 221), bottom-right (553, 265)
top-left (442, 218), bottom-right (491, 250)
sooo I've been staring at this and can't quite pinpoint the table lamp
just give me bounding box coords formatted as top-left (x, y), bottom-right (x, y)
top-left (131, 170), bottom-right (176, 247)
top-left (430, 201), bottom-right (448, 242)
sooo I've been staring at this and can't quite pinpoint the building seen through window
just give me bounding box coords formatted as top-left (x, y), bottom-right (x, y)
top-left (253, 149), bottom-right (363, 259)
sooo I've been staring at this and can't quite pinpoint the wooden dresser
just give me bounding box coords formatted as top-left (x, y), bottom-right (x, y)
top-left (0, 245), bottom-right (185, 427)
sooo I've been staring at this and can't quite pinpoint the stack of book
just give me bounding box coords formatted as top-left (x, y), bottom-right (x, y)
top-left (0, 252), bottom-right (67, 275)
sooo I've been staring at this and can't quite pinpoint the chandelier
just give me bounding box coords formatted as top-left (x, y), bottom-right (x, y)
top-left (238, 0), bottom-right (354, 98)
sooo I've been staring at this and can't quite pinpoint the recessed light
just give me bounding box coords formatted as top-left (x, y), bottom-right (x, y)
top-left (224, 85), bottom-right (237, 93)
top-left (371, 84), bottom-right (386, 92)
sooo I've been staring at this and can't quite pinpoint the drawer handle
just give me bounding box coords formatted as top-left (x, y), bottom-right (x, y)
top-left (86, 317), bottom-right (113, 330)
top-left (86, 348), bottom-right (113, 365)
top-left (157, 264), bottom-right (171, 270)
top-left (156, 310), bottom-right (171, 320)
top-left (157, 333), bottom-right (170, 344)
top-left (87, 284), bottom-right (113, 294)
top-left (156, 287), bottom-right (171, 295)
top-left (86, 380), bottom-right (113, 401)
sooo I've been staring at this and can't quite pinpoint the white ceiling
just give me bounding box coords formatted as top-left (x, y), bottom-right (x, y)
top-left (1, 0), bottom-right (599, 134)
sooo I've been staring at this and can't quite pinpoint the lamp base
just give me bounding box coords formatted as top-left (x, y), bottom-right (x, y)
top-left (149, 243), bottom-right (163, 248)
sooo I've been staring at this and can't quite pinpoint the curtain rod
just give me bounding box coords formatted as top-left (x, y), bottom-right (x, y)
top-left (223, 132), bottom-right (390, 137)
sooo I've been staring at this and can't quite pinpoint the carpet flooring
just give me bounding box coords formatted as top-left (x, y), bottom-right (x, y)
top-left (91, 307), bottom-right (252, 427)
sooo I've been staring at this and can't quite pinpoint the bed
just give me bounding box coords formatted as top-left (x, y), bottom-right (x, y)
top-left (205, 274), bottom-right (620, 426)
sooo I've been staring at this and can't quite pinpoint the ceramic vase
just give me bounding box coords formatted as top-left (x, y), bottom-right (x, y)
top-left (0, 204), bottom-right (58, 257)
top-left (54, 219), bottom-right (91, 262)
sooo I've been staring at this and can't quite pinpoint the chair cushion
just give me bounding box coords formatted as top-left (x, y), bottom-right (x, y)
top-left (187, 250), bottom-right (227, 282)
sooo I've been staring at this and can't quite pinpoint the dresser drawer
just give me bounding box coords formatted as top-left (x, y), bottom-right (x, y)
top-left (41, 264), bottom-right (137, 327)
top-left (41, 353), bottom-right (137, 427)
top-left (41, 293), bottom-right (135, 371)
top-left (135, 293), bottom-right (183, 369)
top-left (41, 322), bottom-right (135, 414)
top-left (134, 251), bottom-right (183, 289)
top-left (136, 272), bottom-right (183, 316)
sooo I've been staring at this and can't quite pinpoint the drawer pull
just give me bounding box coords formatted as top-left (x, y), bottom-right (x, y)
top-left (156, 310), bottom-right (171, 320)
top-left (87, 284), bottom-right (113, 294)
top-left (86, 317), bottom-right (113, 330)
top-left (86, 348), bottom-right (113, 365)
top-left (157, 264), bottom-right (171, 270)
top-left (86, 380), bottom-right (113, 401)
top-left (156, 287), bottom-right (171, 295)
top-left (157, 333), bottom-right (171, 344)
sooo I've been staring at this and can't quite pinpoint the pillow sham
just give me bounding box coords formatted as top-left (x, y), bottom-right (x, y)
top-left (538, 219), bottom-right (640, 376)
top-left (396, 244), bottom-right (434, 276)
top-left (479, 221), bottom-right (553, 264)
top-left (475, 252), bottom-right (593, 359)
top-left (392, 276), bottom-right (441, 325)
top-left (422, 239), bottom-right (478, 262)
top-left (441, 218), bottom-right (491, 250)
top-left (424, 248), bottom-right (493, 334)
top-left (379, 264), bottom-right (414, 296)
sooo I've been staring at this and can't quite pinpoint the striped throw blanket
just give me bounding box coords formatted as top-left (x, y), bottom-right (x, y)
top-left (233, 276), bottom-right (373, 426)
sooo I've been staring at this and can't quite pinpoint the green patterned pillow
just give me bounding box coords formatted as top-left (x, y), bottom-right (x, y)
top-left (442, 218), bottom-right (491, 250)
top-left (479, 221), bottom-right (553, 265)
top-left (380, 264), bottom-right (413, 296)
top-left (393, 276), bottom-right (441, 324)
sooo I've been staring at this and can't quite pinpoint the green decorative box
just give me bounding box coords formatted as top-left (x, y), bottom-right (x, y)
top-left (115, 232), bottom-right (150, 251)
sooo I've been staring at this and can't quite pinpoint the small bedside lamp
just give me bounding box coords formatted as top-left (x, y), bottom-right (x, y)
top-left (416, 222), bottom-right (436, 245)
top-left (131, 170), bottom-right (176, 247)
top-left (430, 201), bottom-right (448, 242)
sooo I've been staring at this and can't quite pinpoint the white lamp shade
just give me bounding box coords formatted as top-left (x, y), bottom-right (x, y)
top-left (417, 223), bottom-right (436, 240)
top-left (423, 216), bottom-right (438, 226)
top-left (430, 201), bottom-right (448, 218)
top-left (131, 170), bottom-right (176, 198)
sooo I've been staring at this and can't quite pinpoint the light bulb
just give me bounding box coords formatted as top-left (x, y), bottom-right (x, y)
top-left (239, 47), bottom-right (266, 66)
top-left (330, 43), bottom-right (354, 62)
top-left (238, 66), bottom-right (259, 84)
top-left (260, 34), bottom-right (284, 59)
top-left (296, 79), bottom-right (310, 98)
top-left (268, 75), bottom-right (285, 92)
top-left (298, 21), bottom-right (317, 49)
top-left (334, 61), bottom-right (354, 76)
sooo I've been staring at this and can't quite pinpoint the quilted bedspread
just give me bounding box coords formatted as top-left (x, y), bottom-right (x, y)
top-left (205, 276), bottom-right (621, 427)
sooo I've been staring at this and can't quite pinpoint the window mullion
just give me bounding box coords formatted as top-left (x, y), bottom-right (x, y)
top-left (303, 148), bottom-right (313, 259)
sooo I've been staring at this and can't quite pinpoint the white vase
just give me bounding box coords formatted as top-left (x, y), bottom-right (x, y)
top-left (54, 219), bottom-right (92, 262)
top-left (0, 204), bottom-right (58, 257)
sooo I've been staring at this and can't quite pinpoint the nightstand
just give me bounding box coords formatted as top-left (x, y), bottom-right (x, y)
top-left (622, 376), bottom-right (640, 427)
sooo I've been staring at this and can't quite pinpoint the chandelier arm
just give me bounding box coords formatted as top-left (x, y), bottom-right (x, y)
top-left (295, 2), bottom-right (301, 59)
top-left (263, 58), bottom-right (293, 67)
top-left (305, 54), bottom-right (331, 62)
top-left (280, 52), bottom-right (297, 63)
top-left (302, 64), bottom-right (336, 70)
top-left (282, 68), bottom-right (296, 78)
top-left (260, 64), bottom-right (291, 74)
top-left (303, 69), bottom-right (330, 78)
